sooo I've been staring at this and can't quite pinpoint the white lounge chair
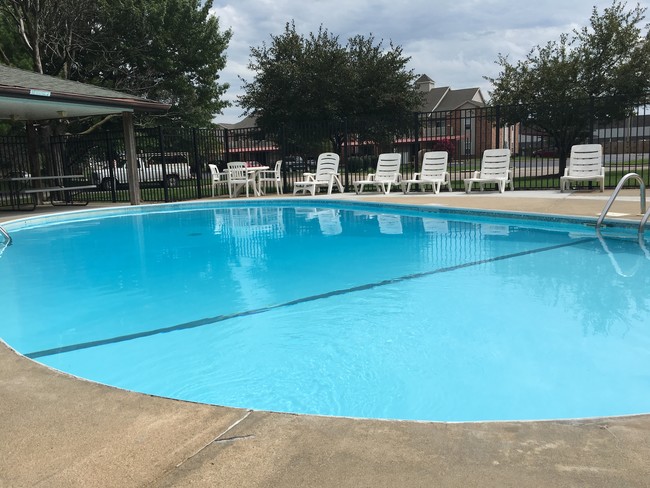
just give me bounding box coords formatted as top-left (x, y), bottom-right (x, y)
top-left (354, 153), bottom-right (402, 195)
top-left (227, 161), bottom-right (256, 198)
top-left (464, 149), bottom-right (513, 193)
top-left (208, 163), bottom-right (228, 197)
top-left (401, 151), bottom-right (452, 194)
top-left (259, 160), bottom-right (283, 195)
top-left (293, 153), bottom-right (343, 196)
top-left (560, 144), bottom-right (605, 192)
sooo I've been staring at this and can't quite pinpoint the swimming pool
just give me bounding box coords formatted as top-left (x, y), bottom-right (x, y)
top-left (1, 200), bottom-right (649, 422)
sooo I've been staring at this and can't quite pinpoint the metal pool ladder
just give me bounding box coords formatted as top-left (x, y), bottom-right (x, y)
top-left (0, 225), bottom-right (11, 246)
top-left (596, 173), bottom-right (647, 234)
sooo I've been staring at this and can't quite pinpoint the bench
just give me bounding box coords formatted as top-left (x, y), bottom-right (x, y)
top-left (20, 184), bottom-right (96, 207)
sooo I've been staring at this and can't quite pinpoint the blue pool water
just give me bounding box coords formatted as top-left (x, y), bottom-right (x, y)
top-left (1, 201), bottom-right (650, 422)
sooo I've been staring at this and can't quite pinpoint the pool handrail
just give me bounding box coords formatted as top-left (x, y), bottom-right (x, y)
top-left (640, 206), bottom-right (650, 235)
top-left (596, 173), bottom-right (646, 232)
top-left (0, 224), bottom-right (11, 246)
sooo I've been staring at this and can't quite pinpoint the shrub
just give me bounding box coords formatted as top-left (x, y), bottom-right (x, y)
top-left (429, 139), bottom-right (456, 160)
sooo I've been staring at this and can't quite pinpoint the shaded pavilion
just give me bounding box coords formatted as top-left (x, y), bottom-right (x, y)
top-left (0, 65), bottom-right (170, 205)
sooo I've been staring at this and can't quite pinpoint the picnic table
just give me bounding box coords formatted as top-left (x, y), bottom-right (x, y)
top-left (0, 174), bottom-right (96, 210)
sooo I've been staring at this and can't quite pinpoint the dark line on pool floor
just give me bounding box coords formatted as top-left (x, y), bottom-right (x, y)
top-left (25, 237), bottom-right (594, 359)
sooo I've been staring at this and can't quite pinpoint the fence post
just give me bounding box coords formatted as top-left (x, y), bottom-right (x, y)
top-left (588, 96), bottom-right (595, 144)
top-left (191, 128), bottom-right (202, 198)
top-left (280, 124), bottom-right (287, 191)
top-left (157, 126), bottom-right (170, 202)
top-left (344, 119), bottom-right (349, 190)
top-left (495, 105), bottom-right (501, 149)
top-left (104, 130), bottom-right (117, 202)
top-left (413, 112), bottom-right (420, 172)
top-left (223, 128), bottom-right (230, 165)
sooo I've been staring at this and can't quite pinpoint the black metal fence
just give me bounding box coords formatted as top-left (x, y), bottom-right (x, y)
top-left (2, 99), bottom-right (650, 208)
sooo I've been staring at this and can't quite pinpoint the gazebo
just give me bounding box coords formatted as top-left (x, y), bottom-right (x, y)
top-left (0, 64), bottom-right (170, 205)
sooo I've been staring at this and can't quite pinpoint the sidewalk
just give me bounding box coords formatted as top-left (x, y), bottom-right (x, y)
top-left (1, 190), bottom-right (649, 488)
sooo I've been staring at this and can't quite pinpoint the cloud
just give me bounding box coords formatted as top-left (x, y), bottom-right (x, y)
top-left (210, 0), bottom-right (650, 122)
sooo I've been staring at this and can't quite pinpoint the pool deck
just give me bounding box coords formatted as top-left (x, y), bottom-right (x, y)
top-left (2, 189), bottom-right (650, 487)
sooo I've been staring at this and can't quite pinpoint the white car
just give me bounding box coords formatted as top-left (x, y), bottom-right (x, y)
top-left (92, 153), bottom-right (192, 190)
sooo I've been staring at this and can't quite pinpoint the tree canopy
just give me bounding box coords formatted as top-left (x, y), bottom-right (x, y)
top-left (238, 22), bottom-right (422, 151)
top-left (0, 0), bottom-right (232, 128)
top-left (486, 0), bottom-right (650, 172)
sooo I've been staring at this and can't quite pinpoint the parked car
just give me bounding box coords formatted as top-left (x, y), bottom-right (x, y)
top-left (284, 156), bottom-right (317, 171)
top-left (145, 152), bottom-right (190, 166)
top-left (533, 148), bottom-right (559, 157)
top-left (3, 170), bottom-right (31, 178)
top-left (91, 153), bottom-right (192, 190)
top-left (283, 155), bottom-right (305, 169)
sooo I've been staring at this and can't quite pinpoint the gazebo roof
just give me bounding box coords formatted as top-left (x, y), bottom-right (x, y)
top-left (0, 65), bottom-right (170, 121)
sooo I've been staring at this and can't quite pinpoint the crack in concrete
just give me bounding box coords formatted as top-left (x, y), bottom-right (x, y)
top-left (213, 434), bottom-right (255, 443)
top-left (181, 409), bottom-right (254, 464)
top-left (145, 410), bottom-right (255, 487)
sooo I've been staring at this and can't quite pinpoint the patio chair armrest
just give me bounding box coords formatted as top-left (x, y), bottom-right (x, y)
top-left (472, 171), bottom-right (481, 179)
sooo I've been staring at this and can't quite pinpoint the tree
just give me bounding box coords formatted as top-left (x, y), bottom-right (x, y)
top-left (0, 7), bottom-right (30, 70)
top-left (238, 22), bottom-right (422, 153)
top-left (486, 1), bottom-right (650, 174)
top-left (78, 0), bottom-right (232, 127)
top-left (0, 0), bottom-right (232, 128)
top-left (0, 0), bottom-right (99, 76)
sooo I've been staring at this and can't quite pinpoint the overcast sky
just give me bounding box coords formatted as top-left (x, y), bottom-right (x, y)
top-left (210, 0), bottom-right (650, 123)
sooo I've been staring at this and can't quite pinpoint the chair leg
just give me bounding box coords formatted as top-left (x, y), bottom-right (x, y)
top-left (335, 176), bottom-right (344, 193)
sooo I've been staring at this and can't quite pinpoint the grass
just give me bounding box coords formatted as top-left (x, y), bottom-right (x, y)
top-left (81, 166), bottom-right (649, 205)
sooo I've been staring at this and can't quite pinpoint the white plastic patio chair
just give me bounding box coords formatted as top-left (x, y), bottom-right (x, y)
top-left (208, 163), bottom-right (228, 197)
top-left (463, 149), bottom-right (513, 193)
top-left (401, 151), bottom-right (452, 194)
top-left (354, 153), bottom-right (402, 195)
top-left (293, 153), bottom-right (343, 196)
top-left (227, 161), bottom-right (256, 198)
top-left (258, 160), bottom-right (283, 195)
top-left (560, 144), bottom-right (605, 192)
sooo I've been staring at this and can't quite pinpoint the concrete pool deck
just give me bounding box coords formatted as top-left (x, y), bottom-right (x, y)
top-left (1, 189), bottom-right (650, 487)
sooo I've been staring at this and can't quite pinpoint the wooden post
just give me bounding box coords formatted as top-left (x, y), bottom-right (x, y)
top-left (122, 111), bottom-right (141, 205)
